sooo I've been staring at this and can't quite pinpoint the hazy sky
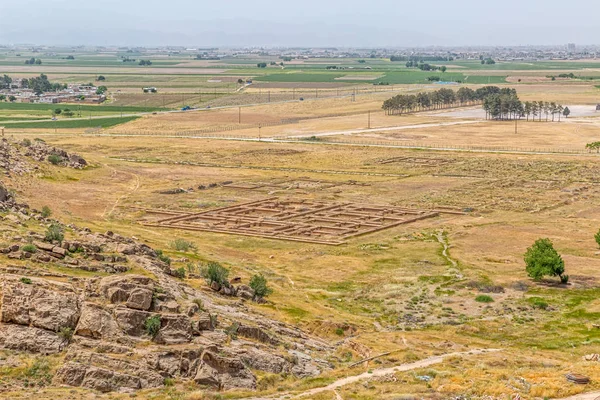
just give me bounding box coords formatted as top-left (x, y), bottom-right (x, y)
top-left (0, 0), bottom-right (597, 47)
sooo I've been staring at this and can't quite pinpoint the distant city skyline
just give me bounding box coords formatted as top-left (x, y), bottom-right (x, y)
top-left (0, 0), bottom-right (597, 47)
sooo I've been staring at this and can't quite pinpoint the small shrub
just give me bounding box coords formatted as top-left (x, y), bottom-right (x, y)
top-left (595, 229), bottom-right (600, 248)
top-left (192, 298), bottom-right (204, 311)
top-left (170, 238), bottom-right (197, 252)
top-left (209, 313), bottom-right (218, 328)
top-left (44, 223), bottom-right (64, 243)
top-left (144, 315), bottom-right (161, 338)
top-left (528, 297), bottom-right (549, 310)
top-left (475, 295), bottom-right (494, 303)
top-left (21, 138), bottom-right (31, 147)
top-left (25, 357), bottom-right (51, 383)
top-left (20, 277), bottom-right (32, 284)
top-left (560, 274), bottom-right (569, 284)
top-left (174, 267), bottom-right (186, 279)
top-left (21, 244), bottom-right (37, 253)
top-left (57, 327), bottom-right (73, 343)
top-left (249, 274), bottom-right (273, 298)
top-left (335, 327), bottom-right (344, 336)
top-left (225, 322), bottom-right (239, 340)
top-left (163, 378), bottom-right (175, 387)
top-left (201, 262), bottom-right (229, 285)
top-left (47, 154), bottom-right (62, 165)
top-left (34, 138), bottom-right (45, 143)
top-left (155, 249), bottom-right (171, 265)
top-left (41, 206), bottom-right (52, 218)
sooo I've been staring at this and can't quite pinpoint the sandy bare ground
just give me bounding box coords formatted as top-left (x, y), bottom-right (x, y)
top-left (286, 120), bottom-right (481, 138)
top-left (557, 392), bottom-right (600, 400)
top-left (242, 348), bottom-right (501, 399)
top-left (428, 105), bottom-right (600, 119)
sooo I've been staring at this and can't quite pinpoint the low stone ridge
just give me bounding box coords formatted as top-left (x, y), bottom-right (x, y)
top-left (0, 138), bottom-right (87, 176)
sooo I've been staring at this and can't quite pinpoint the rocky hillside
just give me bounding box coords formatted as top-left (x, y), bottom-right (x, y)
top-left (0, 137), bottom-right (86, 176)
top-left (0, 182), bottom-right (332, 394)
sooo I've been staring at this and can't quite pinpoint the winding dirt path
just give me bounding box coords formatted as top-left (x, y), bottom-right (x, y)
top-left (243, 348), bottom-right (501, 399)
top-left (102, 164), bottom-right (140, 219)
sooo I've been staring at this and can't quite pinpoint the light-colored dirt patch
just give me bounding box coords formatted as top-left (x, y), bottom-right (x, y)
top-left (507, 76), bottom-right (570, 83)
top-left (334, 75), bottom-right (383, 81)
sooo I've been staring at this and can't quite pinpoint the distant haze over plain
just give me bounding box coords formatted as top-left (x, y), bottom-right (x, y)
top-left (0, 0), bottom-right (597, 47)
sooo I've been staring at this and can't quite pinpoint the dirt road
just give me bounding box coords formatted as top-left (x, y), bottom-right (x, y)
top-left (242, 348), bottom-right (501, 399)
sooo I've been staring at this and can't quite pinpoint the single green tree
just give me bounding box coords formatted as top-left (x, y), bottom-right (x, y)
top-left (524, 238), bottom-right (567, 283)
top-left (563, 106), bottom-right (571, 118)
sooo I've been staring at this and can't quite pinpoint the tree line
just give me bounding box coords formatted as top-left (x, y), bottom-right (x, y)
top-left (0, 74), bottom-right (66, 95)
top-left (24, 58), bottom-right (42, 65)
top-left (483, 89), bottom-right (570, 121)
top-left (405, 60), bottom-right (448, 72)
top-left (382, 86), bottom-right (496, 115)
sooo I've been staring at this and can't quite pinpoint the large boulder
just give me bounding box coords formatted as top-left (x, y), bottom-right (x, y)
top-left (154, 314), bottom-right (192, 344)
top-left (240, 348), bottom-right (292, 374)
top-left (114, 307), bottom-right (152, 337)
top-left (1, 276), bottom-right (80, 331)
top-left (75, 303), bottom-right (120, 339)
top-left (194, 351), bottom-right (256, 390)
top-left (100, 275), bottom-right (154, 311)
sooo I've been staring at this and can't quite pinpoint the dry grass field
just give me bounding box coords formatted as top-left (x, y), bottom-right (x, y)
top-left (5, 57), bottom-right (600, 399)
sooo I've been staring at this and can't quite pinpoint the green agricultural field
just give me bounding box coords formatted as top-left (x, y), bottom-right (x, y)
top-left (255, 72), bottom-right (347, 82)
top-left (0, 115), bottom-right (138, 129)
top-left (463, 75), bottom-right (508, 84)
top-left (0, 103), bottom-right (162, 113)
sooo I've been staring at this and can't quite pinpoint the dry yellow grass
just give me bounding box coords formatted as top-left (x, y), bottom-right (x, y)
top-left (6, 80), bottom-right (600, 399)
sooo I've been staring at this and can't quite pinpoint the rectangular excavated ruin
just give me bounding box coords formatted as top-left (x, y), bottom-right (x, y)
top-left (142, 197), bottom-right (461, 245)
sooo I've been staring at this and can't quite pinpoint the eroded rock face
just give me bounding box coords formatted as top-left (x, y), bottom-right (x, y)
top-left (195, 351), bottom-right (257, 390)
top-left (114, 307), bottom-right (151, 337)
top-left (240, 348), bottom-right (292, 374)
top-left (154, 314), bottom-right (192, 344)
top-left (0, 323), bottom-right (64, 354)
top-left (100, 275), bottom-right (154, 311)
top-left (75, 302), bottom-right (121, 339)
top-left (0, 276), bottom-right (80, 332)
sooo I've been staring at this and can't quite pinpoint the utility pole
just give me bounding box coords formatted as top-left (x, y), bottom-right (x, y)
top-left (368, 111), bottom-right (371, 129)
top-left (258, 123), bottom-right (261, 141)
top-left (515, 117), bottom-right (518, 135)
top-left (238, 107), bottom-right (241, 124)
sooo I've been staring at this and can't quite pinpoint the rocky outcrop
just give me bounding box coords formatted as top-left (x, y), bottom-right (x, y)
top-left (114, 307), bottom-right (151, 337)
top-left (154, 314), bottom-right (192, 344)
top-left (0, 276), bottom-right (80, 332)
top-left (0, 323), bottom-right (64, 354)
top-left (75, 302), bottom-right (121, 339)
top-left (240, 348), bottom-right (292, 374)
top-left (0, 207), bottom-right (333, 394)
top-left (195, 351), bottom-right (256, 390)
top-left (100, 275), bottom-right (154, 310)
